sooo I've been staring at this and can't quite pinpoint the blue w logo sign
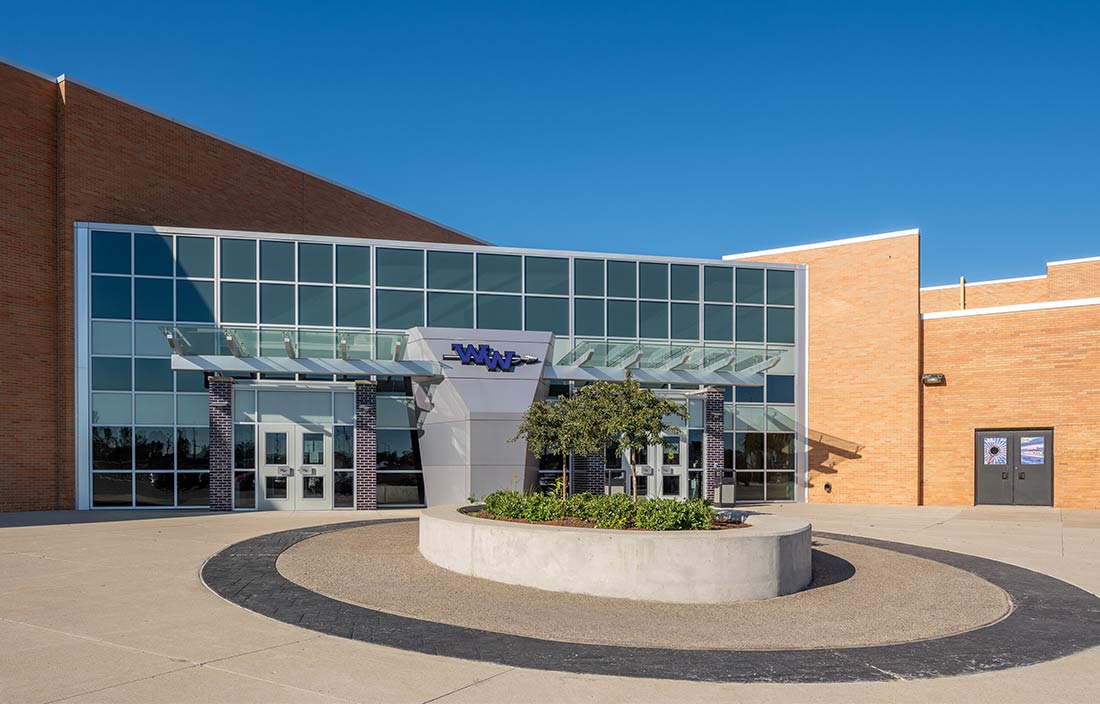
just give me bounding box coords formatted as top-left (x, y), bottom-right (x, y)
top-left (443, 344), bottom-right (540, 372)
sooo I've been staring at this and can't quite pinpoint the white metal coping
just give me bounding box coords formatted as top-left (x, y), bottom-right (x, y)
top-left (921, 297), bottom-right (1100, 320)
top-left (722, 229), bottom-right (919, 261)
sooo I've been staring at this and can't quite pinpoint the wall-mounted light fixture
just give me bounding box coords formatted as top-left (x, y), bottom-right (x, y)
top-left (921, 373), bottom-right (946, 386)
top-left (210, 401), bottom-right (229, 408)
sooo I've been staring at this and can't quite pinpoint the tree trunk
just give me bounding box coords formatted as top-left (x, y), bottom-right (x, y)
top-left (562, 453), bottom-right (569, 500)
top-left (629, 449), bottom-right (638, 502)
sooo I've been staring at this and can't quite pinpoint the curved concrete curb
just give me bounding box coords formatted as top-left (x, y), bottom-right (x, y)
top-left (201, 519), bottom-right (1100, 683)
top-left (418, 505), bottom-right (812, 602)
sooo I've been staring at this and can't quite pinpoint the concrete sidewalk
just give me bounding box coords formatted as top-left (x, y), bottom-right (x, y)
top-left (1, 505), bottom-right (1098, 703)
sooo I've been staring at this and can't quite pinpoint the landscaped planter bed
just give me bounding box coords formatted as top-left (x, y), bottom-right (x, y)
top-left (472, 510), bottom-right (750, 530)
top-left (419, 505), bottom-right (812, 603)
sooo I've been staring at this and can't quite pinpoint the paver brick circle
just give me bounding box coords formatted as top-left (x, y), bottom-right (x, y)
top-left (200, 518), bottom-right (1100, 683)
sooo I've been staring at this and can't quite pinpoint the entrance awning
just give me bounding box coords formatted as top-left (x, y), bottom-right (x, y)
top-left (545, 340), bottom-right (786, 386)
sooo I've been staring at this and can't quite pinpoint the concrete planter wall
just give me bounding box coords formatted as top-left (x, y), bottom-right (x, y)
top-left (418, 505), bottom-right (813, 603)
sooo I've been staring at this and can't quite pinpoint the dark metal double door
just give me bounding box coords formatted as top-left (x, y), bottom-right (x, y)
top-left (974, 430), bottom-right (1052, 506)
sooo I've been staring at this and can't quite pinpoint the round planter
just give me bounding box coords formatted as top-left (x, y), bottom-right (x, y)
top-left (418, 505), bottom-right (812, 603)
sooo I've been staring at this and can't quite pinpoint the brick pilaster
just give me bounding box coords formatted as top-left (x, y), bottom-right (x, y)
top-left (208, 376), bottom-right (234, 511)
top-left (355, 380), bottom-right (378, 510)
top-left (703, 387), bottom-right (725, 502)
top-left (572, 452), bottom-right (606, 495)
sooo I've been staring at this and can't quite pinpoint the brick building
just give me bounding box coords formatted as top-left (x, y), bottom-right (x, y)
top-left (2, 58), bottom-right (1095, 512)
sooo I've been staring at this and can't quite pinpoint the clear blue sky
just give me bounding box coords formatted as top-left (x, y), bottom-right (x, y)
top-left (4, 2), bottom-right (1098, 285)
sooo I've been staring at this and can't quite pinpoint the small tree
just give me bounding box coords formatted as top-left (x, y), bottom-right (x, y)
top-left (580, 371), bottom-right (689, 501)
top-left (512, 392), bottom-right (603, 499)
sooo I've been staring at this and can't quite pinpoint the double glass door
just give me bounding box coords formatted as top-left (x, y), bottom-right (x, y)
top-left (258, 425), bottom-right (332, 510)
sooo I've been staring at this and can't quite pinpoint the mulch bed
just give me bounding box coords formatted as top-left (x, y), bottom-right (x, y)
top-left (473, 511), bottom-right (749, 531)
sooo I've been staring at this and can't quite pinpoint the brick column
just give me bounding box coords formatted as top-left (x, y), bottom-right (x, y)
top-left (354, 380), bottom-right (378, 510)
top-left (703, 387), bottom-right (725, 502)
top-left (208, 376), bottom-right (234, 511)
top-left (572, 452), bottom-right (606, 495)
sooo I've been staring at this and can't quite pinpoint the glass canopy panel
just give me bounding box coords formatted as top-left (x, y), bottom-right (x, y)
top-left (555, 339), bottom-right (787, 372)
top-left (161, 326), bottom-right (409, 361)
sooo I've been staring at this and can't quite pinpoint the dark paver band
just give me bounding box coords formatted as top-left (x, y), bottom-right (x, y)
top-left (201, 519), bottom-right (1100, 683)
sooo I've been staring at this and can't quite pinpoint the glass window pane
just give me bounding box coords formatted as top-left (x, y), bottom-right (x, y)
top-left (302, 475), bottom-right (325, 499)
top-left (92, 357), bottom-right (131, 391)
top-left (265, 476), bottom-right (288, 499)
top-left (767, 375), bottom-right (796, 404)
top-left (767, 307), bottom-right (795, 344)
top-left (670, 264), bottom-right (698, 301)
top-left (767, 269), bottom-right (795, 305)
top-left (260, 240), bottom-right (295, 281)
top-left (135, 358), bottom-right (173, 392)
top-left (134, 234), bottom-right (173, 276)
top-left (767, 434), bottom-right (795, 470)
top-left (376, 248), bottom-right (424, 288)
top-left (639, 262), bottom-right (668, 299)
top-left (427, 250), bottom-right (473, 290)
top-left (476, 294), bottom-right (521, 330)
top-left (234, 471), bottom-right (256, 508)
top-left (176, 371), bottom-right (207, 393)
top-left (302, 433), bottom-right (324, 464)
top-left (704, 304), bottom-right (732, 341)
top-left (220, 239), bottom-right (256, 279)
top-left (92, 321), bottom-right (131, 356)
top-left (334, 426), bottom-right (354, 469)
top-left (336, 245), bottom-right (370, 285)
top-left (134, 278), bottom-right (173, 321)
top-left (336, 287), bottom-right (371, 327)
top-left (766, 472), bottom-right (795, 500)
top-left (735, 305), bottom-right (764, 342)
top-left (639, 301), bottom-right (668, 338)
top-left (334, 471), bottom-right (354, 507)
top-left (736, 268), bottom-right (765, 303)
top-left (298, 243), bottom-right (332, 283)
top-left (135, 427), bottom-right (174, 470)
top-left (334, 394), bottom-right (354, 424)
top-left (736, 471), bottom-right (765, 501)
top-left (177, 428), bottom-right (210, 469)
top-left (428, 292), bottom-right (473, 327)
top-left (735, 432), bottom-right (764, 469)
top-left (134, 323), bottom-right (170, 356)
top-left (766, 406), bottom-right (798, 433)
top-left (135, 393), bottom-right (174, 424)
top-left (92, 427), bottom-right (132, 469)
top-left (477, 253), bottom-right (521, 292)
top-left (234, 390), bottom-right (256, 422)
top-left (377, 472), bottom-right (425, 506)
top-left (525, 296), bottom-right (568, 335)
top-left (606, 261), bottom-right (636, 298)
top-left (574, 298), bottom-right (604, 337)
top-left (176, 394), bottom-right (209, 425)
top-left (92, 393), bottom-right (132, 425)
top-left (376, 289), bottom-right (423, 329)
top-left (92, 231), bottom-right (131, 274)
top-left (735, 406), bottom-right (765, 431)
top-left (260, 283), bottom-right (295, 325)
top-left (736, 384), bottom-right (764, 403)
top-left (525, 257), bottom-right (568, 295)
top-left (670, 302), bottom-right (699, 340)
top-left (265, 432), bottom-right (287, 464)
top-left (606, 300), bottom-right (636, 337)
top-left (299, 285), bottom-right (333, 326)
top-left (221, 282), bottom-right (256, 323)
top-left (176, 236), bottom-right (214, 278)
top-left (176, 280), bottom-right (215, 322)
top-left (378, 396), bottom-right (416, 427)
top-left (92, 472), bottom-right (132, 507)
top-left (378, 429), bottom-right (419, 470)
top-left (724, 433), bottom-right (734, 469)
top-left (92, 276), bottom-right (131, 319)
top-left (703, 266), bottom-right (733, 302)
top-left (574, 258), bottom-right (604, 296)
top-left (688, 429), bottom-right (704, 469)
top-left (178, 472), bottom-right (210, 506)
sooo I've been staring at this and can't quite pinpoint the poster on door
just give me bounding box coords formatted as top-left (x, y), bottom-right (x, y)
top-left (1020, 436), bottom-right (1045, 465)
top-left (983, 437), bottom-right (1008, 465)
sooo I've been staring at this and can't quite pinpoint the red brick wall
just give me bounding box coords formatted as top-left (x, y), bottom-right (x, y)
top-left (734, 234), bottom-right (923, 505)
top-left (922, 306), bottom-right (1100, 508)
top-left (0, 64), bottom-right (60, 511)
top-left (1, 62), bottom-right (485, 511)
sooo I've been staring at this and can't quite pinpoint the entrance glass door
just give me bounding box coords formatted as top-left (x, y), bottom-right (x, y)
top-left (259, 426), bottom-right (294, 510)
top-left (297, 426), bottom-right (332, 510)
top-left (658, 435), bottom-right (685, 498)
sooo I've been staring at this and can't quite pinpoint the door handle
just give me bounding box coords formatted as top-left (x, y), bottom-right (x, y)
top-left (1002, 472), bottom-right (1008, 480)
top-left (1019, 472), bottom-right (1025, 480)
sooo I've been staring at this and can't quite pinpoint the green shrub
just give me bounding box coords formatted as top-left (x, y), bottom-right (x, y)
top-left (478, 489), bottom-right (712, 530)
top-left (635, 497), bottom-right (712, 531)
